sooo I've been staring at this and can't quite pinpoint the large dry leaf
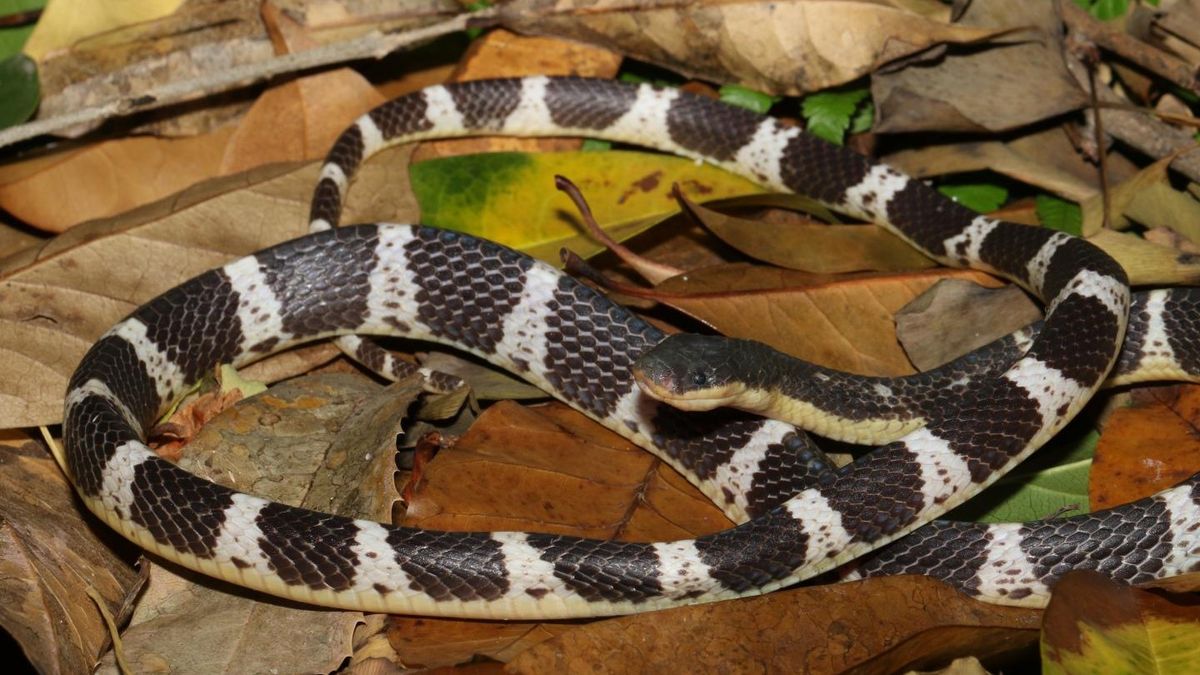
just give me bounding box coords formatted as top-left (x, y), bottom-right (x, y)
top-left (0, 441), bottom-right (142, 675)
top-left (872, 2), bottom-right (1087, 133)
top-left (680, 194), bottom-right (936, 273)
top-left (501, 0), bottom-right (1011, 94)
top-left (883, 130), bottom-right (1101, 203)
top-left (2, 41), bottom-right (387, 231)
top-left (651, 266), bottom-right (1003, 376)
top-left (896, 279), bottom-right (1040, 371)
top-left (1090, 385), bottom-right (1200, 510)
top-left (0, 144), bottom-right (418, 429)
top-left (403, 400), bottom-right (731, 538)
top-left (506, 576), bottom-right (1042, 674)
top-left (23, 0), bottom-right (184, 60)
top-left (393, 400), bottom-right (732, 668)
top-left (96, 373), bottom-right (414, 674)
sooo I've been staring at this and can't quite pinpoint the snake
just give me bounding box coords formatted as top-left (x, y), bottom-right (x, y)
top-left (63, 76), bottom-right (1198, 620)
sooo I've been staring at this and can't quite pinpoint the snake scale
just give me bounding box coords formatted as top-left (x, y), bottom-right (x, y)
top-left (62, 77), bottom-right (1200, 619)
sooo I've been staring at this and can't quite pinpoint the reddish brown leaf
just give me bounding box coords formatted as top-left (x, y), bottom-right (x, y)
top-left (506, 576), bottom-right (1041, 674)
top-left (1091, 385), bottom-right (1200, 510)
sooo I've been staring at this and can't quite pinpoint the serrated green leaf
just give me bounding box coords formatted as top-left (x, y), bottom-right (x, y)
top-left (937, 183), bottom-right (1008, 213)
top-left (1036, 195), bottom-right (1083, 235)
top-left (952, 426), bottom-right (1096, 523)
top-left (718, 85), bottom-right (779, 114)
top-left (0, 52), bottom-right (38, 129)
top-left (409, 150), bottom-right (762, 263)
top-left (801, 88), bottom-right (870, 146)
top-left (0, 0), bottom-right (43, 57)
top-left (848, 99), bottom-right (874, 135)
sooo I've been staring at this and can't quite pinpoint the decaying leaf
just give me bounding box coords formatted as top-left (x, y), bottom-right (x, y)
top-left (394, 400), bottom-right (732, 667)
top-left (1090, 385), bottom-right (1200, 510)
top-left (96, 373), bottom-right (416, 674)
top-left (872, 2), bottom-right (1087, 133)
top-left (1042, 571), bottom-right (1200, 674)
top-left (895, 279), bottom-right (1040, 371)
top-left (409, 150), bottom-right (762, 263)
top-left (501, 0), bottom-right (1013, 94)
top-left (0, 440), bottom-right (142, 675)
top-left (507, 575), bottom-right (1042, 674)
top-left (0, 143), bottom-right (417, 429)
top-left (402, 400), bottom-right (731, 538)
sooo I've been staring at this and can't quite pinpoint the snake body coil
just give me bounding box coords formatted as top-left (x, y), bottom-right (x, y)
top-left (62, 77), bottom-right (1198, 619)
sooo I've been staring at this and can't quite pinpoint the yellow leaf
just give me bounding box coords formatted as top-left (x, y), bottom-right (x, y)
top-left (23, 0), bottom-right (185, 60)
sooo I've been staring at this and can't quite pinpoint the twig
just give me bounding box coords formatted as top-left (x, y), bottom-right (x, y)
top-left (1065, 53), bottom-right (1200, 185)
top-left (1061, 1), bottom-right (1200, 95)
top-left (0, 9), bottom-right (496, 151)
top-left (554, 174), bottom-right (684, 284)
top-left (1084, 48), bottom-right (1113, 230)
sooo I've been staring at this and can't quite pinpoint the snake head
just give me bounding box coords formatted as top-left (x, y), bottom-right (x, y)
top-left (632, 333), bottom-right (763, 411)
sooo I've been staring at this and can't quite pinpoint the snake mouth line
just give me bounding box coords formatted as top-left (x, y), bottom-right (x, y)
top-left (631, 369), bottom-right (738, 411)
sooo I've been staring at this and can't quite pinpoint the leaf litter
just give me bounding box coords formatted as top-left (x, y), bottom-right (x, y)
top-left (5, 1), bottom-right (1200, 672)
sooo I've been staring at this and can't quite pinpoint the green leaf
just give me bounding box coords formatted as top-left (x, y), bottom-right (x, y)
top-left (0, 0), bottom-right (44, 57)
top-left (952, 426), bottom-right (1096, 523)
top-left (1075, 0), bottom-right (1129, 20)
top-left (463, 0), bottom-right (492, 39)
top-left (718, 85), bottom-right (779, 114)
top-left (848, 99), bottom-right (874, 135)
top-left (409, 150), bottom-right (762, 263)
top-left (580, 138), bottom-right (611, 152)
top-left (936, 182), bottom-right (1008, 213)
top-left (801, 88), bottom-right (870, 145)
top-left (1036, 195), bottom-right (1083, 235)
top-left (0, 52), bottom-right (38, 129)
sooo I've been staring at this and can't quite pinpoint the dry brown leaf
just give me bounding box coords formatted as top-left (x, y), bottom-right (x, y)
top-left (505, 576), bottom-right (1041, 674)
top-left (872, 2), bottom-right (1086, 133)
top-left (238, 342), bottom-right (345, 384)
top-left (0, 222), bottom-right (44, 261)
top-left (0, 442), bottom-right (142, 675)
top-left (97, 373), bottom-right (415, 673)
top-left (1090, 229), bottom-right (1200, 287)
top-left (0, 127), bottom-right (237, 232)
top-left (883, 131), bottom-right (1100, 203)
top-left (393, 401), bottom-right (731, 668)
top-left (385, 617), bottom-right (575, 670)
top-left (1090, 385), bottom-right (1200, 510)
top-left (896, 279), bottom-right (1040, 371)
top-left (403, 401), bottom-right (731, 538)
top-left (1082, 154), bottom-right (1200, 239)
top-left (650, 266), bottom-right (1003, 376)
top-left (0, 143), bottom-right (417, 429)
top-left (502, 0), bottom-right (1011, 94)
top-left (681, 194), bottom-right (936, 274)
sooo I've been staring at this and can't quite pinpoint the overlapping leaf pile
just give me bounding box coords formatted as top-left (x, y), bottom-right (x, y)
top-left (3, 0), bottom-right (1200, 672)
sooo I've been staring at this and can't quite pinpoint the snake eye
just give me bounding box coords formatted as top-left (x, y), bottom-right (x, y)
top-left (691, 371), bottom-right (709, 387)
